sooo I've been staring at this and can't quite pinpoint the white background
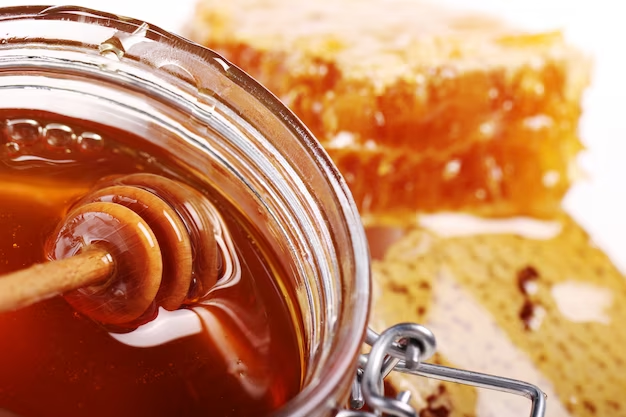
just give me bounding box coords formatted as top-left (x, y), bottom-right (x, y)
top-left (1, 0), bottom-right (625, 271)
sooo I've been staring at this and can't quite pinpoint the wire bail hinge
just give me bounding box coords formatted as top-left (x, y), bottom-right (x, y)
top-left (337, 323), bottom-right (547, 417)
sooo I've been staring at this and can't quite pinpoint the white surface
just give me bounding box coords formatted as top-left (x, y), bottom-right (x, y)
top-left (551, 281), bottom-right (614, 324)
top-left (417, 213), bottom-right (563, 240)
top-left (1, 0), bottom-right (624, 271)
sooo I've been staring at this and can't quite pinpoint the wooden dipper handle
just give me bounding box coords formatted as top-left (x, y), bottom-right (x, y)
top-left (0, 246), bottom-right (113, 314)
top-left (0, 173), bottom-right (219, 327)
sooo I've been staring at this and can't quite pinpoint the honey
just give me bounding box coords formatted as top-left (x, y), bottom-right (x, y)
top-left (0, 110), bottom-right (303, 417)
top-left (188, 0), bottom-right (592, 223)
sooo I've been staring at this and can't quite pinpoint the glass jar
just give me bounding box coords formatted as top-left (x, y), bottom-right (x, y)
top-left (0, 5), bottom-right (369, 416)
top-left (0, 6), bottom-right (547, 417)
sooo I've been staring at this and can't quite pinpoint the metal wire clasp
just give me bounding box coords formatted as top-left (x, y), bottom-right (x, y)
top-left (338, 323), bottom-right (547, 417)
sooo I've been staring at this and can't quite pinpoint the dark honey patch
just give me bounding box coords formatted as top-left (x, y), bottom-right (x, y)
top-left (517, 265), bottom-right (543, 331)
top-left (583, 400), bottom-right (597, 414)
top-left (516, 265), bottom-right (539, 295)
top-left (420, 385), bottom-right (450, 417)
top-left (384, 380), bottom-right (398, 397)
top-left (607, 400), bottom-right (621, 411)
top-left (389, 281), bottom-right (409, 295)
top-left (420, 406), bottom-right (450, 417)
top-left (519, 300), bottom-right (535, 330)
top-left (418, 281), bottom-right (431, 290)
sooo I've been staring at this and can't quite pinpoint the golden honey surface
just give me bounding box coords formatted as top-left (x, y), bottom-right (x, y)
top-left (0, 110), bottom-right (302, 417)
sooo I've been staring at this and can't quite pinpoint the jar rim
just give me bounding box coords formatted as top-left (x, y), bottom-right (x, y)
top-left (0, 5), bottom-right (371, 416)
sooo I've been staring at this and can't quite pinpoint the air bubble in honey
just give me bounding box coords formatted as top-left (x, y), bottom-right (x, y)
top-left (77, 132), bottom-right (105, 153)
top-left (44, 123), bottom-right (77, 151)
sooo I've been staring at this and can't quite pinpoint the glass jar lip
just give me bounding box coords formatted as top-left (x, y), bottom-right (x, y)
top-left (0, 5), bottom-right (371, 416)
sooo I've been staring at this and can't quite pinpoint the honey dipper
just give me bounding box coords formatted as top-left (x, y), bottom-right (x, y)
top-left (0, 174), bottom-right (219, 326)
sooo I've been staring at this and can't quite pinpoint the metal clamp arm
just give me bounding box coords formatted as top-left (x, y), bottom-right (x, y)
top-left (338, 323), bottom-right (547, 417)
